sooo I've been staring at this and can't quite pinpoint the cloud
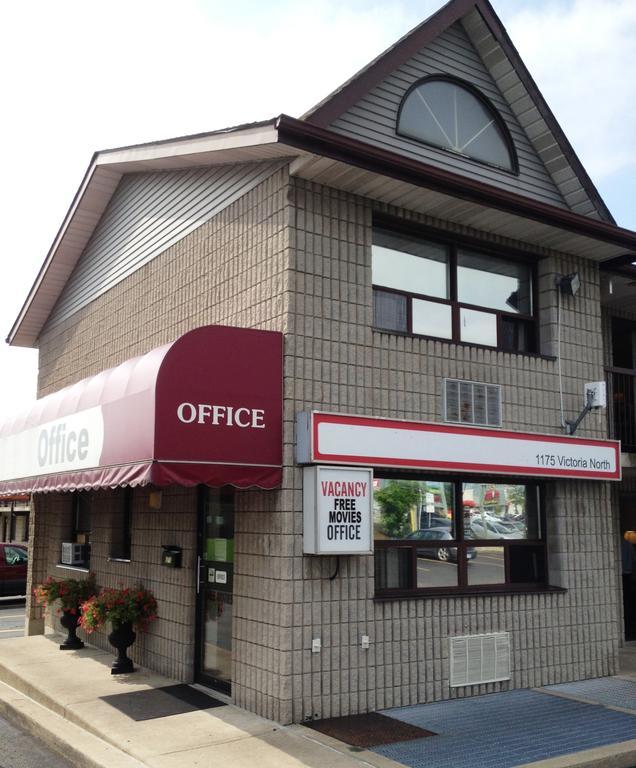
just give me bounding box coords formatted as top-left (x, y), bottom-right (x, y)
top-left (505, 0), bottom-right (636, 179)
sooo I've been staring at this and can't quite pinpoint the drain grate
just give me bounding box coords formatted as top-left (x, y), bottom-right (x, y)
top-left (305, 712), bottom-right (436, 748)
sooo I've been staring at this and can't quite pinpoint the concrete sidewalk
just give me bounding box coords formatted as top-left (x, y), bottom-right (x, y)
top-left (0, 634), bottom-right (634, 768)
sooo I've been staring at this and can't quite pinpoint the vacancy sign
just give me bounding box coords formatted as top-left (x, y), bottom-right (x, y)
top-left (303, 466), bottom-right (373, 554)
top-left (296, 412), bottom-right (620, 481)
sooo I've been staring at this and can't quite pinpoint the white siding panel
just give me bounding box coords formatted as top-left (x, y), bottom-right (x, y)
top-left (330, 22), bottom-right (566, 208)
top-left (45, 160), bottom-right (287, 330)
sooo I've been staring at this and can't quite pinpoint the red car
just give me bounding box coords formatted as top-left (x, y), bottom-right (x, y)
top-left (0, 543), bottom-right (28, 597)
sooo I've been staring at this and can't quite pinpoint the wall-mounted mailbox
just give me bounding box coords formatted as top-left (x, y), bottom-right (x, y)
top-left (161, 545), bottom-right (182, 568)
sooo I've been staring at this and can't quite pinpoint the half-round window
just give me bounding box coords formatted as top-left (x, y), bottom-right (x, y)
top-left (397, 77), bottom-right (516, 172)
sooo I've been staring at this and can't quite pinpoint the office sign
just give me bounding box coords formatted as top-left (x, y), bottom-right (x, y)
top-left (303, 466), bottom-right (373, 554)
top-left (296, 412), bottom-right (621, 481)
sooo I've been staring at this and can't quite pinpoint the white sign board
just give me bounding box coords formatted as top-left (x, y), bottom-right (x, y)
top-left (297, 412), bottom-right (620, 481)
top-left (303, 466), bottom-right (373, 555)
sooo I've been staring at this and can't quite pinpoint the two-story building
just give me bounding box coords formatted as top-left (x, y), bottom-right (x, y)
top-left (1, 0), bottom-right (635, 725)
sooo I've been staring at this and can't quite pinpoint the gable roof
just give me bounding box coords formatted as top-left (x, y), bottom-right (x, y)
top-left (302, 0), bottom-right (614, 224)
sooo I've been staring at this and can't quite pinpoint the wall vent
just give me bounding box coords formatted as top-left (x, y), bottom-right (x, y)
top-left (443, 379), bottom-right (502, 427)
top-left (450, 632), bottom-right (511, 687)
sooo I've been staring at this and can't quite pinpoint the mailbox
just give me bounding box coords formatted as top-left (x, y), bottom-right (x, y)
top-left (161, 545), bottom-right (182, 568)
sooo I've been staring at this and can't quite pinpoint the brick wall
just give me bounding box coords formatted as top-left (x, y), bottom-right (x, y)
top-left (283, 178), bottom-right (618, 722)
top-left (29, 167), bottom-right (622, 724)
top-left (30, 167), bottom-right (296, 718)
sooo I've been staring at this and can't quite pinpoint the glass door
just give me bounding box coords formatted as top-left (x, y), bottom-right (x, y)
top-left (196, 487), bottom-right (234, 694)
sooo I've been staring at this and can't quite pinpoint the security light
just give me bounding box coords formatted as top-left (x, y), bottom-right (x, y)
top-left (556, 272), bottom-right (580, 296)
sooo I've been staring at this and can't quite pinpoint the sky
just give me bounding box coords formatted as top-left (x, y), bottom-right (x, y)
top-left (0, 0), bottom-right (634, 422)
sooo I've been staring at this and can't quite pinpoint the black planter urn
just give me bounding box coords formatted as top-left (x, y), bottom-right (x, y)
top-left (108, 621), bottom-right (136, 675)
top-left (59, 609), bottom-right (84, 651)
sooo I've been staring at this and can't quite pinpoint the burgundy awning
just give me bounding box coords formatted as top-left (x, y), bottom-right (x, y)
top-left (0, 325), bottom-right (283, 494)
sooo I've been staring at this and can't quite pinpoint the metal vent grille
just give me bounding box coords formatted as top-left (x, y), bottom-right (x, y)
top-left (443, 379), bottom-right (502, 427)
top-left (450, 632), bottom-right (511, 687)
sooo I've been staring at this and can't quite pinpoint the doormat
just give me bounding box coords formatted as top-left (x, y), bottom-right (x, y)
top-left (305, 712), bottom-right (436, 748)
top-left (100, 684), bottom-right (226, 721)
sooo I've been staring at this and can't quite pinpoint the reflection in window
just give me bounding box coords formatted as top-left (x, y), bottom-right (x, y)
top-left (417, 554), bottom-right (458, 588)
top-left (413, 299), bottom-right (453, 339)
top-left (372, 226), bottom-right (536, 353)
top-left (467, 547), bottom-right (505, 585)
top-left (374, 476), bottom-right (544, 594)
top-left (460, 308), bottom-right (497, 347)
top-left (458, 251), bottom-right (532, 314)
top-left (373, 229), bottom-right (449, 298)
top-left (464, 483), bottom-right (539, 541)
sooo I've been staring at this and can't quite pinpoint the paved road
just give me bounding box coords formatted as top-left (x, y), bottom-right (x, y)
top-left (0, 712), bottom-right (74, 768)
top-left (0, 598), bottom-right (25, 639)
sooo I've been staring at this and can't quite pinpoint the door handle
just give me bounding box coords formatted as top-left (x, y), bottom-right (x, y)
top-left (196, 555), bottom-right (206, 594)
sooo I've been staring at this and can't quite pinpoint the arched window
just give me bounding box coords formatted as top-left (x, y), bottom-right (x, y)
top-left (397, 76), bottom-right (516, 172)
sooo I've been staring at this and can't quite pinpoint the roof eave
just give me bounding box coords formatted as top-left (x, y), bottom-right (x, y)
top-left (276, 115), bottom-right (636, 254)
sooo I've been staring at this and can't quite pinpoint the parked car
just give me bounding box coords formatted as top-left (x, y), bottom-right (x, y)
top-left (0, 543), bottom-right (28, 596)
top-left (469, 518), bottom-right (524, 539)
top-left (406, 528), bottom-right (477, 563)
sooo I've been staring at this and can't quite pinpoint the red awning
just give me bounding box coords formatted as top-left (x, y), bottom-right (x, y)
top-left (0, 325), bottom-right (283, 494)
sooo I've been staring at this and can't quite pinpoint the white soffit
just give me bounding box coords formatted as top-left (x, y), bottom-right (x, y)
top-left (9, 124), bottom-right (302, 348)
top-left (289, 154), bottom-right (627, 262)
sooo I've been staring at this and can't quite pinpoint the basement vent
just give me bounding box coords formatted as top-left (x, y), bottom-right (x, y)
top-left (450, 632), bottom-right (511, 687)
top-left (443, 379), bottom-right (502, 427)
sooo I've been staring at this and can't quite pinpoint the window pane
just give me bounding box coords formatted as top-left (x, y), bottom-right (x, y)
top-left (458, 251), bottom-right (532, 314)
top-left (509, 544), bottom-right (546, 584)
top-left (372, 230), bottom-right (449, 298)
top-left (412, 299), bottom-right (452, 339)
top-left (397, 80), bottom-right (513, 171)
top-left (467, 546), bottom-right (505, 585)
top-left (501, 316), bottom-right (533, 353)
top-left (464, 483), bottom-right (539, 541)
top-left (417, 552), bottom-right (458, 588)
top-left (374, 479), bottom-right (454, 539)
top-left (373, 289), bottom-right (407, 332)
top-left (460, 308), bottom-right (497, 346)
top-left (110, 488), bottom-right (132, 560)
top-left (375, 547), bottom-right (412, 590)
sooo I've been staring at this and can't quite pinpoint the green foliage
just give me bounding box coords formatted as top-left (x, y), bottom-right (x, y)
top-left (374, 480), bottom-right (420, 538)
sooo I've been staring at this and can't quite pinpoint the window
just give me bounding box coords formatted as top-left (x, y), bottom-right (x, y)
top-left (72, 491), bottom-right (92, 566)
top-left (110, 488), bottom-right (133, 560)
top-left (397, 76), bottom-right (516, 172)
top-left (374, 476), bottom-right (545, 595)
top-left (372, 226), bottom-right (536, 352)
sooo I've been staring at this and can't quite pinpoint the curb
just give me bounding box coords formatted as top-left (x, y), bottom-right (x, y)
top-left (0, 679), bottom-right (146, 768)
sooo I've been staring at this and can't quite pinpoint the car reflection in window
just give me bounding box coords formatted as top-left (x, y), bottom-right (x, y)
top-left (405, 528), bottom-right (477, 562)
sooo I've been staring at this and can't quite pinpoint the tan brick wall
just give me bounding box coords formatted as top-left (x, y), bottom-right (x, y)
top-left (32, 167), bottom-right (295, 720)
top-left (27, 487), bottom-right (197, 680)
top-left (30, 166), bottom-right (622, 725)
top-left (284, 178), bottom-right (618, 721)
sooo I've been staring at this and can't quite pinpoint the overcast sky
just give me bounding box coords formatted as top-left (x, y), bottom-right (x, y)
top-left (0, 0), bottom-right (634, 421)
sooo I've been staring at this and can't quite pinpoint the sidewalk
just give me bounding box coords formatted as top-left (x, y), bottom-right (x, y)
top-left (0, 633), bottom-right (634, 768)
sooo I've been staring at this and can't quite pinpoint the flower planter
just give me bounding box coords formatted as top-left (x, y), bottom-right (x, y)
top-left (108, 621), bottom-right (136, 675)
top-left (59, 609), bottom-right (84, 650)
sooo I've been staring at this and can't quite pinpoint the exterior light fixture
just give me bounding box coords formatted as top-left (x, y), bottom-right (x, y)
top-left (556, 272), bottom-right (581, 296)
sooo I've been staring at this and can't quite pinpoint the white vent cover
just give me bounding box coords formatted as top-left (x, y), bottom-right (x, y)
top-left (444, 379), bottom-right (502, 427)
top-left (450, 632), bottom-right (511, 687)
